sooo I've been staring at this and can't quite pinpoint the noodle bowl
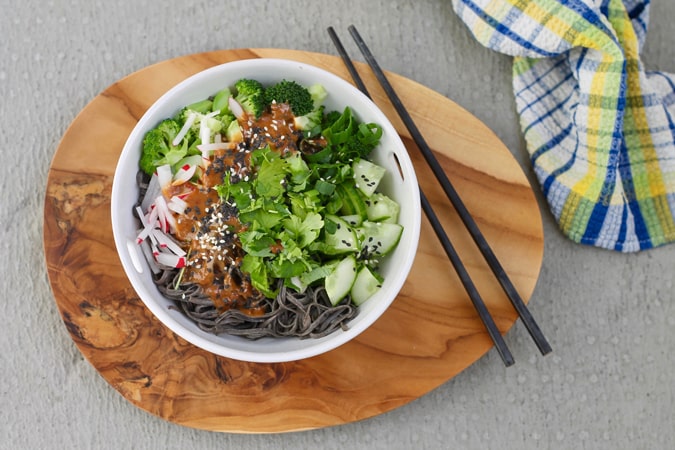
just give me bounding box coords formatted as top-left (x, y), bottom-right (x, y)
top-left (112, 59), bottom-right (420, 362)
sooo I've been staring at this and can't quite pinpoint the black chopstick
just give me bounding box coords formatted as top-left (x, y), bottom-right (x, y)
top-left (328, 26), bottom-right (515, 367)
top-left (344, 25), bottom-right (552, 356)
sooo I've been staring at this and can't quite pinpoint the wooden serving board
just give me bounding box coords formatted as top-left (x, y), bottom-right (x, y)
top-left (43, 49), bottom-right (544, 433)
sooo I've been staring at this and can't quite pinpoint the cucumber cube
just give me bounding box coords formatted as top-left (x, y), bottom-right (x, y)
top-left (350, 266), bottom-right (382, 305)
top-left (323, 215), bottom-right (359, 254)
top-left (365, 192), bottom-right (400, 223)
top-left (359, 221), bottom-right (404, 256)
top-left (353, 159), bottom-right (386, 197)
top-left (325, 255), bottom-right (358, 305)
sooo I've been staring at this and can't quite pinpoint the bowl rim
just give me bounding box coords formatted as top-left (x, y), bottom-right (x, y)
top-left (111, 57), bottom-right (421, 363)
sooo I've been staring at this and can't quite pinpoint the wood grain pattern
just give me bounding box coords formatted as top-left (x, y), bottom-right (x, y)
top-left (43, 49), bottom-right (544, 433)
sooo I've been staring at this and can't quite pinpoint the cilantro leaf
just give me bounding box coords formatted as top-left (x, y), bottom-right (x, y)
top-left (214, 171), bottom-right (233, 200)
top-left (240, 254), bottom-right (276, 298)
top-left (238, 230), bottom-right (276, 257)
top-left (254, 149), bottom-right (287, 198)
top-left (286, 152), bottom-right (311, 190)
top-left (281, 212), bottom-right (323, 248)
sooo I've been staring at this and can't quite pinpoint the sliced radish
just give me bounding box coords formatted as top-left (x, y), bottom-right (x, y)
top-left (126, 238), bottom-right (144, 273)
top-left (136, 205), bottom-right (159, 244)
top-left (136, 226), bottom-right (151, 244)
top-left (172, 164), bottom-right (197, 186)
top-left (173, 112), bottom-right (196, 146)
top-left (146, 205), bottom-right (159, 230)
top-left (150, 240), bottom-right (159, 257)
top-left (141, 174), bottom-right (161, 212)
top-left (156, 252), bottom-right (186, 269)
top-left (156, 164), bottom-right (172, 189)
top-left (154, 195), bottom-right (177, 233)
top-left (167, 195), bottom-right (188, 214)
top-left (229, 96), bottom-right (245, 120)
top-left (199, 118), bottom-right (211, 152)
top-left (139, 239), bottom-right (160, 274)
top-left (135, 206), bottom-right (148, 227)
top-left (196, 142), bottom-right (235, 153)
top-left (151, 228), bottom-right (186, 256)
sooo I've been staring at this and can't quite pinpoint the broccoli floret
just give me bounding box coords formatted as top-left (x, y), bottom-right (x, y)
top-left (176, 107), bottom-right (197, 128)
top-left (139, 119), bottom-right (181, 175)
top-left (234, 78), bottom-right (266, 118)
top-left (265, 79), bottom-right (314, 117)
top-left (156, 119), bottom-right (180, 143)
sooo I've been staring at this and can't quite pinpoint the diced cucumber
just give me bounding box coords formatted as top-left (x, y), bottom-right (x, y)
top-left (335, 182), bottom-right (368, 219)
top-left (350, 266), bottom-right (382, 305)
top-left (358, 221), bottom-right (404, 256)
top-left (325, 255), bottom-right (358, 305)
top-left (226, 120), bottom-right (242, 142)
top-left (365, 192), bottom-right (400, 223)
top-left (353, 159), bottom-right (386, 197)
top-left (341, 214), bottom-right (363, 227)
top-left (323, 215), bottom-right (358, 254)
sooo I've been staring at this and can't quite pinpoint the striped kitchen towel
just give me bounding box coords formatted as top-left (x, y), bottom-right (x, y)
top-left (453, 0), bottom-right (675, 252)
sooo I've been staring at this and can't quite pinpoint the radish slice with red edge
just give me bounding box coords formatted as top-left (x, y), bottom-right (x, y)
top-left (172, 164), bottom-right (196, 186)
top-left (139, 239), bottom-right (160, 274)
top-left (153, 195), bottom-right (176, 233)
top-left (155, 252), bottom-right (186, 269)
top-left (151, 228), bottom-right (186, 256)
top-left (136, 205), bottom-right (159, 243)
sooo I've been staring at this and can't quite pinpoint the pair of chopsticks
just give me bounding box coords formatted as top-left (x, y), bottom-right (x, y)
top-left (327, 25), bottom-right (552, 366)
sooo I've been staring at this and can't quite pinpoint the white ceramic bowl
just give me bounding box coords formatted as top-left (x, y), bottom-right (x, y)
top-left (111, 58), bottom-right (420, 363)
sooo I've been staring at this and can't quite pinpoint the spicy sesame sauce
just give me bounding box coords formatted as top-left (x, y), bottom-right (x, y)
top-left (169, 103), bottom-right (303, 314)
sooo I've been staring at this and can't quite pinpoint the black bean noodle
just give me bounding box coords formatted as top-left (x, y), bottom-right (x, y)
top-left (156, 267), bottom-right (358, 339)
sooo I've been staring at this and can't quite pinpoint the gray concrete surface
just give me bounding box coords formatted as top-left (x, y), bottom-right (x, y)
top-left (1, 0), bottom-right (673, 449)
